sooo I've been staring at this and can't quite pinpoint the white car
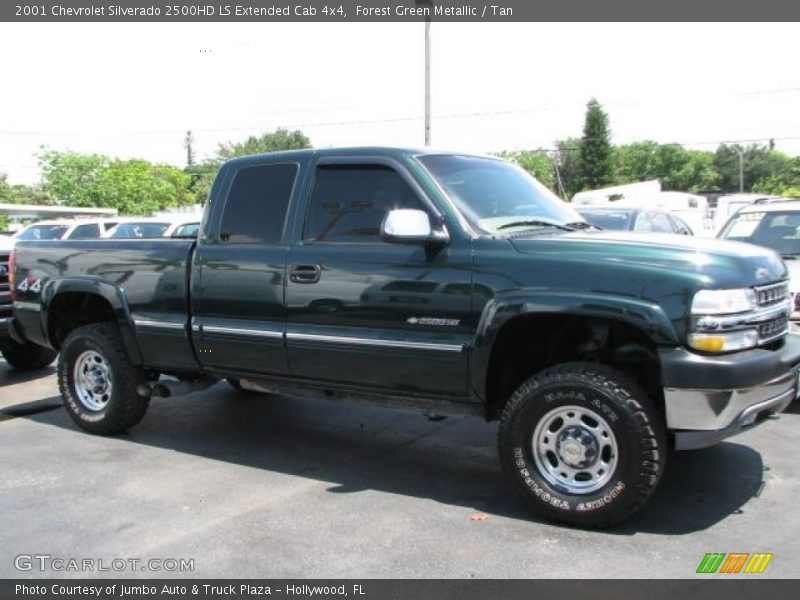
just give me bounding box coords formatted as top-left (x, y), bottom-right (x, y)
top-left (105, 217), bottom-right (200, 239)
top-left (14, 219), bottom-right (119, 242)
top-left (713, 193), bottom-right (786, 234)
top-left (0, 234), bottom-right (13, 252)
top-left (717, 200), bottom-right (800, 322)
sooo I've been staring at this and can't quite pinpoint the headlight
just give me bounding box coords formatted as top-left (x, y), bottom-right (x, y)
top-left (691, 288), bottom-right (756, 315)
top-left (688, 330), bottom-right (759, 353)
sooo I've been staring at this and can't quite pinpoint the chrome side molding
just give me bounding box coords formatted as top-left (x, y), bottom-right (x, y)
top-left (286, 332), bottom-right (463, 353)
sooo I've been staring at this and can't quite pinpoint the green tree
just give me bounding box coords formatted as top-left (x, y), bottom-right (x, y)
top-left (713, 144), bottom-right (794, 193)
top-left (188, 128), bottom-right (313, 204)
top-left (575, 98), bottom-right (613, 191)
top-left (553, 137), bottom-right (582, 198)
top-left (1, 172), bottom-right (56, 229)
top-left (496, 150), bottom-right (556, 190)
top-left (184, 161), bottom-right (219, 206)
top-left (614, 141), bottom-right (719, 192)
top-left (39, 151), bottom-right (110, 206)
top-left (39, 151), bottom-right (195, 214)
top-left (216, 128), bottom-right (311, 161)
top-left (94, 160), bottom-right (195, 215)
top-left (752, 155), bottom-right (800, 196)
top-left (0, 173), bottom-right (13, 203)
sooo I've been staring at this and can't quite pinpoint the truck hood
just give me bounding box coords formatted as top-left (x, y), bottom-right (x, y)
top-left (509, 231), bottom-right (787, 289)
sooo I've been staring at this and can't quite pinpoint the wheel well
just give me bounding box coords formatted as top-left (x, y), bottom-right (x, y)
top-left (485, 314), bottom-right (663, 420)
top-left (48, 292), bottom-right (117, 350)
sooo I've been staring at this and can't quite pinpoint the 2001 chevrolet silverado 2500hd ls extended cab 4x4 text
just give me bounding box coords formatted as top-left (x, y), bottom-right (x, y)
top-left (8, 148), bottom-right (800, 527)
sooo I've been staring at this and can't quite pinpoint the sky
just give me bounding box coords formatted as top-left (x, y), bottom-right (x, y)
top-left (1, 21), bottom-right (799, 184)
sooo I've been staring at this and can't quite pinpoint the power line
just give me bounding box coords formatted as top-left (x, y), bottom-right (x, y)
top-left (2, 86), bottom-right (799, 137)
top-left (3, 135), bottom-right (798, 176)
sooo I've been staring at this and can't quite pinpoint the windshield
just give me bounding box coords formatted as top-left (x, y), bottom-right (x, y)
top-left (17, 225), bottom-right (69, 240)
top-left (111, 222), bottom-right (169, 238)
top-left (577, 209), bottom-right (633, 231)
top-left (719, 210), bottom-right (800, 255)
top-left (418, 155), bottom-right (584, 235)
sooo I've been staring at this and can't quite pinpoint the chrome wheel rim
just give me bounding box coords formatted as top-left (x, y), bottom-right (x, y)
top-left (73, 350), bottom-right (113, 411)
top-left (532, 404), bottom-right (618, 495)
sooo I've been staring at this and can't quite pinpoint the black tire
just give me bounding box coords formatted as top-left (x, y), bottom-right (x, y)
top-left (58, 323), bottom-right (150, 435)
top-left (498, 361), bottom-right (666, 528)
top-left (0, 338), bottom-right (57, 371)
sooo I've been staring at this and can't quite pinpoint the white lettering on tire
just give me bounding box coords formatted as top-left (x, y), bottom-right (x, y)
top-left (513, 447), bottom-right (570, 511)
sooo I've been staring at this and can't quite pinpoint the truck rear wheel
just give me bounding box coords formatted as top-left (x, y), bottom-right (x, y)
top-left (0, 338), bottom-right (57, 371)
top-left (498, 362), bottom-right (666, 528)
top-left (58, 323), bottom-right (150, 435)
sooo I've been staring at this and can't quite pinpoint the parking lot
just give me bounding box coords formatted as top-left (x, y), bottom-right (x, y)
top-left (1, 358), bottom-right (799, 579)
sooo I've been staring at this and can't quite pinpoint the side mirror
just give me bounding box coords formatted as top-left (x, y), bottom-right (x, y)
top-left (381, 209), bottom-right (448, 246)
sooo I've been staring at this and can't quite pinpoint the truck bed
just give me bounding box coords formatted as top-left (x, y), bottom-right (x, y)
top-left (13, 238), bottom-right (196, 370)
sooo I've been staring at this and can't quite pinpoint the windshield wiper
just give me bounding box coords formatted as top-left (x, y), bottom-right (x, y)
top-left (781, 254), bottom-right (798, 260)
top-left (496, 219), bottom-right (577, 232)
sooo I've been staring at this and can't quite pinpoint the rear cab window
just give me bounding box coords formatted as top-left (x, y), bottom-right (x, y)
top-left (220, 163), bottom-right (299, 244)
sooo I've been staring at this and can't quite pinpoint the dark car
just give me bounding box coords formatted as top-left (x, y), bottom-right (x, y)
top-left (577, 206), bottom-right (694, 235)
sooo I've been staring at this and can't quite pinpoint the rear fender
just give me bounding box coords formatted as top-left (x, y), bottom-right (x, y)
top-left (42, 277), bottom-right (143, 365)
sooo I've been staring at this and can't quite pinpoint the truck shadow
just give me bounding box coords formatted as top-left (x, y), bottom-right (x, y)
top-left (615, 443), bottom-right (766, 534)
top-left (23, 384), bottom-right (766, 535)
top-left (0, 363), bottom-right (56, 387)
top-left (783, 400), bottom-right (800, 415)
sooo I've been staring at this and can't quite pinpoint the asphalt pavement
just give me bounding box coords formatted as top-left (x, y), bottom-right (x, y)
top-left (1, 358), bottom-right (799, 578)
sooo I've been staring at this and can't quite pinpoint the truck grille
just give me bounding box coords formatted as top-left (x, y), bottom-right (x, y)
top-left (753, 281), bottom-right (790, 344)
top-left (755, 282), bottom-right (789, 308)
top-left (758, 313), bottom-right (789, 341)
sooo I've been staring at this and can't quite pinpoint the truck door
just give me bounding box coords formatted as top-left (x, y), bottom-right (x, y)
top-left (284, 158), bottom-right (473, 397)
top-left (191, 161), bottom-right (301, 376)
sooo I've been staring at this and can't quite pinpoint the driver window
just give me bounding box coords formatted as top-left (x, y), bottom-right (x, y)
top-left (303, 165), bottom-right (426, 243)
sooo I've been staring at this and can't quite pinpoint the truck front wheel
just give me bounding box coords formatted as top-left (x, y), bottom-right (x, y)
top-left (58, 323), bottom-right (150, 435)
top-left (498, 362), bottom-right (666, 528)
top-left (0, 338), bottom-right (57, 371)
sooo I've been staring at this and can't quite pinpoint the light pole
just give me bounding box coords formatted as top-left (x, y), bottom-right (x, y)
top-left (735, 146), bottom-right (745, 192)
top-left (416, 0), bottom-right (432, 146)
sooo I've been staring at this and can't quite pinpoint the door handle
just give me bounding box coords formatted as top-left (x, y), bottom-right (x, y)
top-left (290, 264), bottom-right (322, 284)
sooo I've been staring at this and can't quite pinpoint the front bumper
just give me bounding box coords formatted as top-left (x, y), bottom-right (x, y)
top-left (660, 336), bottom-right (800, 450)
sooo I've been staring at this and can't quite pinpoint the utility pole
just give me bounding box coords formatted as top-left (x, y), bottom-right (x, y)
top-left (735, 146), bottom-right (744, 192)
top-left (417, 0), bottom-right (432, 146)
top-left (184, 130), bottom-right (195, 168)
top-left (424, 17), bottom-right (431, 145)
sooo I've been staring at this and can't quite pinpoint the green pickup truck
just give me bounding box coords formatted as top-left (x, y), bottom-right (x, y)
top-left (8, 148), bottom-right (799, 527)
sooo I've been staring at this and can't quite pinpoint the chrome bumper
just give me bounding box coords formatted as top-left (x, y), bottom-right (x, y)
top-left (665, 369), bottom-right (797, 450)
